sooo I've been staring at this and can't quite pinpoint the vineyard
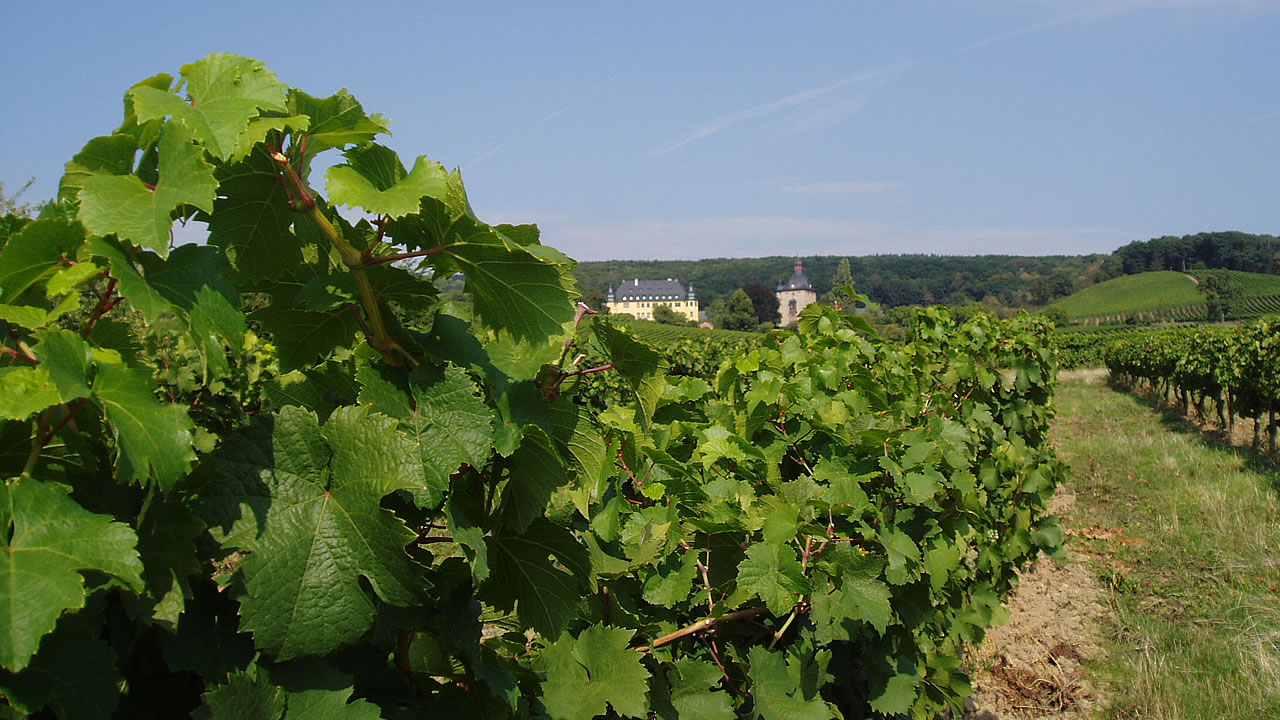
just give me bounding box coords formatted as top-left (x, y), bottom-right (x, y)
top-left (0, 55), bottom-right (1075, 719)
top-left (1105, 320), bottom-right (1280, 450)
top-left (1056, 270), bottom-right (1280, 326)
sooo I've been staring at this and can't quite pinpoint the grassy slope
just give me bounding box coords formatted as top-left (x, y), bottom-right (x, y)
top-left (1051, 270), bottom-right (1280, 320)
top-left (1053, 378), bottom-right (1280, 718)
top-left (1050, 271), bottom-right (1201, 319)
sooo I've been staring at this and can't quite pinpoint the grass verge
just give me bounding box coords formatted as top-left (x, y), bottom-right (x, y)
top-left (1052, 377), bottom-right (1280, 719)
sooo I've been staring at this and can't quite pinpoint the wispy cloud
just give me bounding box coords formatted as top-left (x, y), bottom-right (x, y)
top-left (466, 74), bottom-right (622, 167)
top-left (654, 67), bottom-right (899, 156)
top-left (483, 211), bottom-right (1119, 261)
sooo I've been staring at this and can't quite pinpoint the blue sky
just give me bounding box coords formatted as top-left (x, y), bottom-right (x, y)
top-left (3, 1), bottom-right (1278, 261)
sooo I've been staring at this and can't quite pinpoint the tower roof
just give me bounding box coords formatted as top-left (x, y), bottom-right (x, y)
top-left (777, 259), bottom-right (813, 292)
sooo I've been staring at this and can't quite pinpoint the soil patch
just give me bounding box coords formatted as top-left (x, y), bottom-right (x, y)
top-left (964, 490), bottom-right (1108, 720)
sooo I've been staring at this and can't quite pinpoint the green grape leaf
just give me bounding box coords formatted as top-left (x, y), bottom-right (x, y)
top-left (736, 544), bottom-right (809, 616)
top-left (79, 124), bottom-right (217, 257)
top-left (193, 670), bottom-right (383, 720)
top-left (131, 496), bottom-right (205, 627)
top-left (878, 527), bottom-right (922, 586)
top-left (0, 479), bottom-right (143, 672)
top-left (356, 363), bottom-right (495, 508)
top-left (248, 307), bottom-right (360, 372)
top-left (591, 319), bottom-right (666, 430)
top-left (441, 240), bottom-right (576, 344)
top-left (92, 363), bottom-right (196, 490)
top-left (540, 625), bottom-right (650, 720)
top-left (288, 88), bottom-right (390, 169)
top-left (204, 147), bottom-right (303, 280)
top-left (0, 367), bottom-right (61, 420)
top-left (32, 328), bottom-right (92, 403)
top-left (497, 426), bottom-right (570, 533)
top-left (130, 53), bottom-right (288, 160)
top-left (0, 218), bottom-right (84, 304)
top-left (325, 143), bottom-right (448, 218)
top-left (58, 133), bottom-right (139, 204)
top-left (0, 612), bottom-right (121, 720)
top-left (46, 261), bottom-right (101, 297)
top-left (868, 667), bottom-right (921, 716)
top-left (746, 647), bottom-right (836, 720)
top-left (483, 520), bottom-right (589, 639)
top-left (85, 237), bottom-right (178, 324)
top-left (667, 659), bottom-right (735, 720)
top-left (192, 670), bottom-right (283, 720)
top-left (642, 551), bottom-right (700, 608)
top-left (280, 687), bottom-right (383, 719)
top-left (223, 406), bottom-right (428, 660)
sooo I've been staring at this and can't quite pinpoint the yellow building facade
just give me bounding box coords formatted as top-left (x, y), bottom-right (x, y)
top-left (606, 278), bottom-right (699, 322)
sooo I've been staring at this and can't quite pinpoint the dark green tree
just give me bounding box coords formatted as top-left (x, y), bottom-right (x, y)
top-left (1199, 270), bottom-right (1244, 321)
top-left (652, 304), bottom-right (687, 325)
top-left (742, 283), bottom-right (779, 325)
top-left (716, 289), bottom-right (760, 331)
top-left (821, 257), bottom-right (855, 306)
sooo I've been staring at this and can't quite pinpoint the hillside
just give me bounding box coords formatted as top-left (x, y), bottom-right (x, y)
top-left (1050, 270), bottom-right (1280, 322)
top-left (1049, 271), bottom-right (1201, 319)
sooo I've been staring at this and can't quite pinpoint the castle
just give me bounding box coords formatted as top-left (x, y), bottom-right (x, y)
top-left (605, 278), bottom-right (699, 322)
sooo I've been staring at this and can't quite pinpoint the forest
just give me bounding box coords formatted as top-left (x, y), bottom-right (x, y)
top-left (573, 231), bottom-right (1280, 313)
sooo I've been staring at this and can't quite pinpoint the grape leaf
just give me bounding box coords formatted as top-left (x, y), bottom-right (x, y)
top-left (591, 319), bottom-right (666, 430)
top-left (356, 363), bottom-right (495, 508)
top-left (540, 625), bottom-right (650, 720)
top-left (325, 143), bottom-right (448, 218)
top-left (0, 367), bottom-right (60, 420)
top-left (32, 328), bottom-right (92, 403)
top-left (483, 520), bottom-right (589, 639)
top-left (225, 406), bottom-right (428, 660)
top-left (193, 670), bottom-right (383, 720)
top-left (0, 218), bottom-right (84, 304)
top-left (868, 666), bottom-right (921, 716)
top-left (442, 240), bottom-right (576, 344)
top-left (746, 647), bottom-right (836, 720)
top-left (85, 237), bottom-right (178, 324)
top-left (497, 426), bottom-right (570, 533)
top-left (204, 147), bottom-right (303, 280)
top-left (0, 479), bottom-right (142, 671)
top-left (92, 363), bottom-right (196, 490)
top-left (248, 307), bottom-right (360, 373)
top-left (0, 611), bottom-right (121, 720)
top-left (79, 124), bottom-right (218, 257)
top-left (192, 670), bottom-right (283, 720)
top-left (288, 88), bottom-right (390, 172)
top-left (58, 133), bottom-right (139, 204)
top-left (130, 53), bottom-right (288, 160)
top-left (667, 659), bottom-right (735, 720)
top-left (736, 544), bottom-right (809, 616)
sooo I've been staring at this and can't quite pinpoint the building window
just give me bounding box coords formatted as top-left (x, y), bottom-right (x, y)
top-left (789, 299), bottom-right (797, 316)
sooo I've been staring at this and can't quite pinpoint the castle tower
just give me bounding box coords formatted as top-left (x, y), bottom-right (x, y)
top-left (775, 258), bottom-right (817, 327)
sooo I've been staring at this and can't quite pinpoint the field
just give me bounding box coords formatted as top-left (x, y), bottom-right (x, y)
top-left (1051, 270), bottom-right (1280, 325)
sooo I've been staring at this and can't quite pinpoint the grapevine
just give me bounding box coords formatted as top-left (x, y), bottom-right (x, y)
top-left (0, 55), bottom-right (1065, 719)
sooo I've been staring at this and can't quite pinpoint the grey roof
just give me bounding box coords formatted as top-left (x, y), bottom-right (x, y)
top-left (613, 278), bottom-right (693, 301)
top-left (777, 264), bottom-right (814, 292)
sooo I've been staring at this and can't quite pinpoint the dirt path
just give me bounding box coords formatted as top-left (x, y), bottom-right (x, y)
top-left (965, 369), bottom-right (1111, 719)
top-left (964, 489), bottom-right (1108, 719)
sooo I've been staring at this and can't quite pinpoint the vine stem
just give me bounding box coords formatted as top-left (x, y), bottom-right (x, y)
top-left (634, 607), bottom-right (768, 652)
top-left (270, 150), bottom-right (409, 366)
